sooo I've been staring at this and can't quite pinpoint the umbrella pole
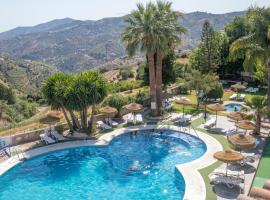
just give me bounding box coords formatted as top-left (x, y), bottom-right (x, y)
top-left (204, 104), bottom-right (207, 121)
top-left (183, 105), bottom-right (185, 118)
top-left (216, 111), bottom-right (218, 127)
top-left (226, 162), bottom-right (228, 177)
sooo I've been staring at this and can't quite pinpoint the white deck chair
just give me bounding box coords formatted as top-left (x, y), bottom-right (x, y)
top-left (238, 153), bottom-right (256, 166)
top-left (214, 169), bottom-right (245, 180)
top-left (229, 93), bottom-right (237, 100)
top-left (97, 121), bottom-right (112, 130)
top-left (239, 94), bottom-right (246, 100)
top-left (204, 118), bottom-right (216, 128)
top-left (136, 114), bottom-right (143, 123)
top-left (107, 118), bottom-right (118, 127)
top-left (40, 133), bottom-right (56, 144)
top-left (51, 131), bottom-right (66, 142)
top-left (210, 174), bottom-right (244, 191)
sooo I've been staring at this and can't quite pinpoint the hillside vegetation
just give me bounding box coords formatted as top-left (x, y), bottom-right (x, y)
top-left (0, 55), bottom-right (58, 94)
top-left (0, 11), bottom-right (245, 72)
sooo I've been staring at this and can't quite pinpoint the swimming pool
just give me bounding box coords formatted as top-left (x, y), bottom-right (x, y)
top-left (0, 130), bottom-right (206, 200)
top-left (225, 103), bottom-right (242, 112)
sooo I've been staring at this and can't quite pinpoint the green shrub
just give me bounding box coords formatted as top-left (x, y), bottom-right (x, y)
top-left (120, 65), bottom-right (133, 80)
top-left (103, 94), bottom-right (130, 113)
top-left (205, 83), bottom-right (224, 99)
top-left (112, 80), bottom-right (143, 93)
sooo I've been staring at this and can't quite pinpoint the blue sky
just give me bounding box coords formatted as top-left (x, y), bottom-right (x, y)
top-left (0, 0), bottom-right (269, 32)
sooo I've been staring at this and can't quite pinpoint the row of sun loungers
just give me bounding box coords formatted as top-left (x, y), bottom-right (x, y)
top-left (245, 87), bottom-right (259, 93)
top-left (229, 93), bottom-right (246, 100)
top-left (237, 180), bottom-right (270, 200)
top-left (40, 128), bottom-right (66, 144)
top-left (210, 174), bottom-right (245, 191)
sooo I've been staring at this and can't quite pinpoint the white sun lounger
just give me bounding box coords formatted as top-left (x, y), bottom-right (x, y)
top-left (210, 174), bottom-right (244, 191)
top-left (204, 118), bottom-right (216, 128)
top-left (214, 169), bottom-right (245, 180)
top-left (239, 94), bottom-right (246, 100)
top-left (136, 114), bottom-right (143, 123)
top-left (238, 153), bottom-right (256, 166)
top-left (229, 93), bottom-right (237, 100)
top-left (40, 133), bottom-right (56, 144)
top-left (97, 121), bottom-right (112, 130)
top-left (105, 118), bottom-right (118, 127)
top-left (51, 131), bottom-right (66, 142)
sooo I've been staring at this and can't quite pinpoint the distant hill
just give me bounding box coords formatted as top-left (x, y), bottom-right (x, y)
top-left (0, 11), bottom-right (245, 72)
top-left (0, 55), bottom-right (58, 94)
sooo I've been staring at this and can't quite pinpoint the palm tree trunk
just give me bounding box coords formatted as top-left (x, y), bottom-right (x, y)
top-left (90, 104), bottom-right (96, 134)
top-left (80, 110), bottom-right (86, 130)
top-left (267, 57), bottom-right (270, 108)
top-left (255, 112), bottom-right (261, 135)
top-left (61, 107), bottom-right (73, 132)
top-left (69, 110), bottom-right (81, 130)
top-left (156, 49), bottom-right (163, 116)
top-left (147, 52), bottom-right (157, 116)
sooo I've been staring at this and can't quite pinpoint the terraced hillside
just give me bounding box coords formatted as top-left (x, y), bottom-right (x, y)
top-left (0, 56), bottom-right (58, 94)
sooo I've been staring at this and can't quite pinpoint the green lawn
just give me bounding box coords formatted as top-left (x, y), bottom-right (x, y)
top-left (252, 138), bottom-right (270, 188)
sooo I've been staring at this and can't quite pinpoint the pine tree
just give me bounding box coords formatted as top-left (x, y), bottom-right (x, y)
top-left (199, 20), bottom-right (221, 73)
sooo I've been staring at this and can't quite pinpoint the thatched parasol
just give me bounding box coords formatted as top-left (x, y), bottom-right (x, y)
top-left (39, 112), bottom-right (61, 136)
top-left (227, 112), bottom-right (245, 122)
top-left (231, 83), bottom-right (246, 98)
top-left (99, 106), bottom-right (118, 118)
top-left (231, 83), bottom-right (246, 90)
top-left (207, 103), bottom-right (226, 126)
top-left (175, 98), bottom-right (193, 117)
top-left (228, 133), bottom-right (256, 150)
top-left (236, 120), bottom-right (256, 132)
top-left (214, 150), bottom-right (244, 176)
top-left (124, 103), bottom-right (144, 113)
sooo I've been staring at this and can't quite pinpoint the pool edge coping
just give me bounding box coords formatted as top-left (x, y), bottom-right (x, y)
top-left (0, 125), bottom-right (222, 200)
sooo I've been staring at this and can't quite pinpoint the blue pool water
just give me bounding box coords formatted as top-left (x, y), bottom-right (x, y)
top-left (225, 103), bottom-right (242, 112)
top-left (0, 130), bottom-right (206, 200)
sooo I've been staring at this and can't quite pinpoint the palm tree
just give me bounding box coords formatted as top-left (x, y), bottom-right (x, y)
top-left (154, 1), bottom-right (187, 114)
top-left (245, 96), bottom-right (267, 134)
top-left (65, 70), bottom-right (108, 133)
top-left (42, 73), bottom-right (74, 131)
top-left (122, 2), bottom-right (158, 116)
top-left (230, 7), bottom-right (270, 105)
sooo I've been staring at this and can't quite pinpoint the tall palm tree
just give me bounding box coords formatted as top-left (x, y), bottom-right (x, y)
top-left (122, 2), bottom-right (158, 116)
top-left (154, 1), bottom-right (187, 114)
top-left (230, 7), bottom-right (270, 106)
top-left (245, 96), bottom-right (267, 135)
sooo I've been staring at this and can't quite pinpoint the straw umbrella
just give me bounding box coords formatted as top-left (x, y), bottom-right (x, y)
top-left (214, 150), bottom-right (244, 176)
top-left (235, 120), bottom-right (256, 134)
top-left (228, 133), bottom-right (256, 151)
top-left (39, 112), bottom-right (61, 136)
top-left (227, 112), bottom-right (245, 122)
top-left (207, 103), bottom-right (226, 126)
top-left (174, 98), bottom-right (192, 118)
top-left (231, 83), bottom-right (246, 98)
top-left (124, 103), bottom-right (144, 124)
top-left (100, 106), bottom-right (118, 118)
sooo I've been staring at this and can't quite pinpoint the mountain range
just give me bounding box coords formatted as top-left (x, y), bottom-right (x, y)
top-left (0, 11), bottom-right (245, 72)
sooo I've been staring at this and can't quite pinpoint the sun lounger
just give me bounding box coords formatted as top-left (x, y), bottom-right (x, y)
top-left (51, 131), bottom-right (66, 142)
top-left (250, 187), bottom-right (270, 200)
top-left (214, 169), bottom-right (245, 180)
top-left (40, 133), bottom-right (56, 144)
top-left (224, 128), bottom-right (237, 136)
top-left (105, 118), bottom-right (118, 127)
top-left (237, 194), bottom-right (256, 200)
top-left (239, 94), bottom-right (246, 100)
top-left (264, 180), bottom-right (270, 190)
top-left (97, 121), bottom-right (112, 130)
top-left (204, 118), bottom-right (216, 128)
top-left (136, 114), bottom-right (143, 123)
top-left (229, 93), bottom-right (237, 100)
top-left (237, 152), bottom-right (256, 166)
top-left (210, 174), bottom-right (244, 191)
